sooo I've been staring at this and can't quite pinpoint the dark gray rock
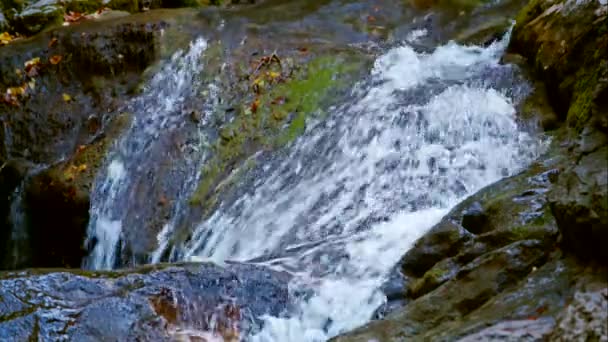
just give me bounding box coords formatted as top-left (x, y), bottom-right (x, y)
top-left (549, 146), bottom-right (608, 261)
top-left (0, 262), bottom-right (291, 341)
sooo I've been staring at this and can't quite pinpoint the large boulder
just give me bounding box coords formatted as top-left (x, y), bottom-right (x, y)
top-left (0, 262), bottom-right (290, 340)
top-left (509, 0), bottom-right (608, 262)
top-left (0, 10), bottom-right (189, 269)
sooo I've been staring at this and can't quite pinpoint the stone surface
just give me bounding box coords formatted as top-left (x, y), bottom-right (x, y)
top-left (550, 286), bottom-right (608, 341)
top-left (0, 262), bottom-right (290, 340)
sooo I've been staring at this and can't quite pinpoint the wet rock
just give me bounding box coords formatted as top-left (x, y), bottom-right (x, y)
top-left (455, 17), bottom-right (511, 46)
top-left (333, 239), bottom-right (551, 341)
top-left (0, 11), bottom-right (189, 269)
top-left (0, 159), bottom-right (31, 268)
top-left (549, 146), bottom-right (608, 261)
top-left (401, 220), bottom-right (472, 277)
top-left (461, 201), bottom-right (489, 234)
top-left (0, 262), bottom-right (290, 340)
top-left (550, 287), bottom-right (608, 341)
top-left (509, 0), bottom-right (608, 128)
top-left (13, 0), bottom-right (63, 34)
top-left (456, 318), bottom-right (555, 341)
top-left (0, 10), bottom-right (9, 32)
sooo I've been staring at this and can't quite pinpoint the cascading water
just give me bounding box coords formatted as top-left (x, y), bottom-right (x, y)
top-left (84, 38), bottom-right (210, 269)
top-left (174, 31), bottom-right (546, 340)
top-left (85, 26), bottom-right (547, 340)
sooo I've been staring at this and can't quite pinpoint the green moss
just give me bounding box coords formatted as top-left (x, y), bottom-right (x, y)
top-left (514, 0), bottom-right (543, 27)
top-left (189, 54), bottom-right (364, 208)
top-left (107, 0), bottom-right (139, 13)
top-left (566, 65), bottom-right (600, 130)
top-left (65, 0), bottom-right (104, 14)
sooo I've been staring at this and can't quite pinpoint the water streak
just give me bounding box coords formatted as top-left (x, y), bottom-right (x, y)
top-left (85, 38), bottom-right (209, 269)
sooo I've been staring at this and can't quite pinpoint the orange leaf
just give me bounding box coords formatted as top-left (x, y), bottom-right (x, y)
top-left (250, 98), bottom-right (260, 114)
top-left (49, 55), bottom-right (62, 65)
top-left (48, 37), bottom-right (58, 48)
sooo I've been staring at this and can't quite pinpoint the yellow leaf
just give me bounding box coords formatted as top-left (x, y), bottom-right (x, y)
top-left (77, 164), bottom-right (87, 172)
top-left (62, 93), bottom-right (72, 102)
top-left (0, 32), bottom-right (12, 45)
top-left (15, 69), bottom-right (22, 76)
top-left (268, 71), bottom-right (280, 79)
top-left (7, 86), bottom-right (26, 96)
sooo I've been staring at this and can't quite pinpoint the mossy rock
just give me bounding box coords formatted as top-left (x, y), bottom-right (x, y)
top-left (15, 0), bottom-right (64, 34)
top-left (64, 0), bottom-right (104, 13)
top-left (189, 51), bottom-right (367, 210)
top-left (107, 0), bottom-right (139, 12)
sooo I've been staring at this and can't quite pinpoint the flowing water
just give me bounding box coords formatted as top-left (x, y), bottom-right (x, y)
top-left (85, 38), bottom-right (210, 269)
top-left (85, 27), bottom-right (546, 341)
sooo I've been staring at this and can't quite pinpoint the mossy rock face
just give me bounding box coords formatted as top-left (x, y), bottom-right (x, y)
top-left (509, 0), bottom-right (607, 129)
top-left (189, 50), bottom-right (368, 213)
top-left (20, 113), bottom-right (131, 269)
top-left (509, 0), bottom-right (607, 263)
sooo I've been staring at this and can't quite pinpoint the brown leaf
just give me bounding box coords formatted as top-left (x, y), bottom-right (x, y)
top-left (48, 37), bottom-right (58, 48)
top-left (64, 11), bottom-right (85, 23)
top-left (49, 55), bottom-right (62, 65)
top-left (250, 98), bottom-right (260, 114)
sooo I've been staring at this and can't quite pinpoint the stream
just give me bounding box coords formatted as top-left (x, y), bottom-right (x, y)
top-left (85, 25), bottom-right (545, 341)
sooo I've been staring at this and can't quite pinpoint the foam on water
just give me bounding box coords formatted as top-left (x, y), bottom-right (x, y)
top-left (179, 32), bottom-right (546, 340)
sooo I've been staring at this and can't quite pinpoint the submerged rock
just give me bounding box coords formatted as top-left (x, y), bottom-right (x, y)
top-left (0, 262), bottom-right (290, 340)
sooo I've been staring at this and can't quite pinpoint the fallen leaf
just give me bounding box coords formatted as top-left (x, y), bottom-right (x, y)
top-left (48, 37), bottom-right (58, 48)
top-left (62, 93), bottom-right (72, 102)
top-left (49, 55), bottom-right (62, 65)
top-left (64, 11), bottom-right (85, 23)
top-left (15, 69), bottom-right (22, 76)
top-left (0, 32), bottom-right (13, 46)
top-left (24, 57), bottom-right (41, 77)
top-left (7, 86), bottom-right (26, 96)
top-left (77, 164), bottom-right (87, 172)
top-left (27, 79), bottom-right (36, 90)
top-left (250, 98), bottom-right (260, 114)
top-left (77, 145), bottom-right (87, 153)
top-left (267, 71), bottom-right (281, 79)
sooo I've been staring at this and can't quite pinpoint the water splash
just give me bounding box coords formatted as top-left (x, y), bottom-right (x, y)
top-left (84, 38), bottom-right (208, 270)
top-left (177, 33), bottom-right (545, 340)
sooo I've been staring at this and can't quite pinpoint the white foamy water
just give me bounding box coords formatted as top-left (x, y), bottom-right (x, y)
top-left (85, 38), bottom-right (209, 270)
top-left (178, 32), bottom-right (546, 341)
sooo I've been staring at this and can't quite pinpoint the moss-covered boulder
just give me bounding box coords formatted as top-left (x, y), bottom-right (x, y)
top-left (509, 0), bottom-right (608, 262)
top-left (12, 0), bottom-right (63, 34)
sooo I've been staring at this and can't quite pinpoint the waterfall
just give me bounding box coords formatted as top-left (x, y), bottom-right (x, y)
top-left (85, 28), bottom-right (546, 340)
top-left (175, 32), bottom-right (546, 340)
top-left (84, 38), bottom-right (209, 269)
